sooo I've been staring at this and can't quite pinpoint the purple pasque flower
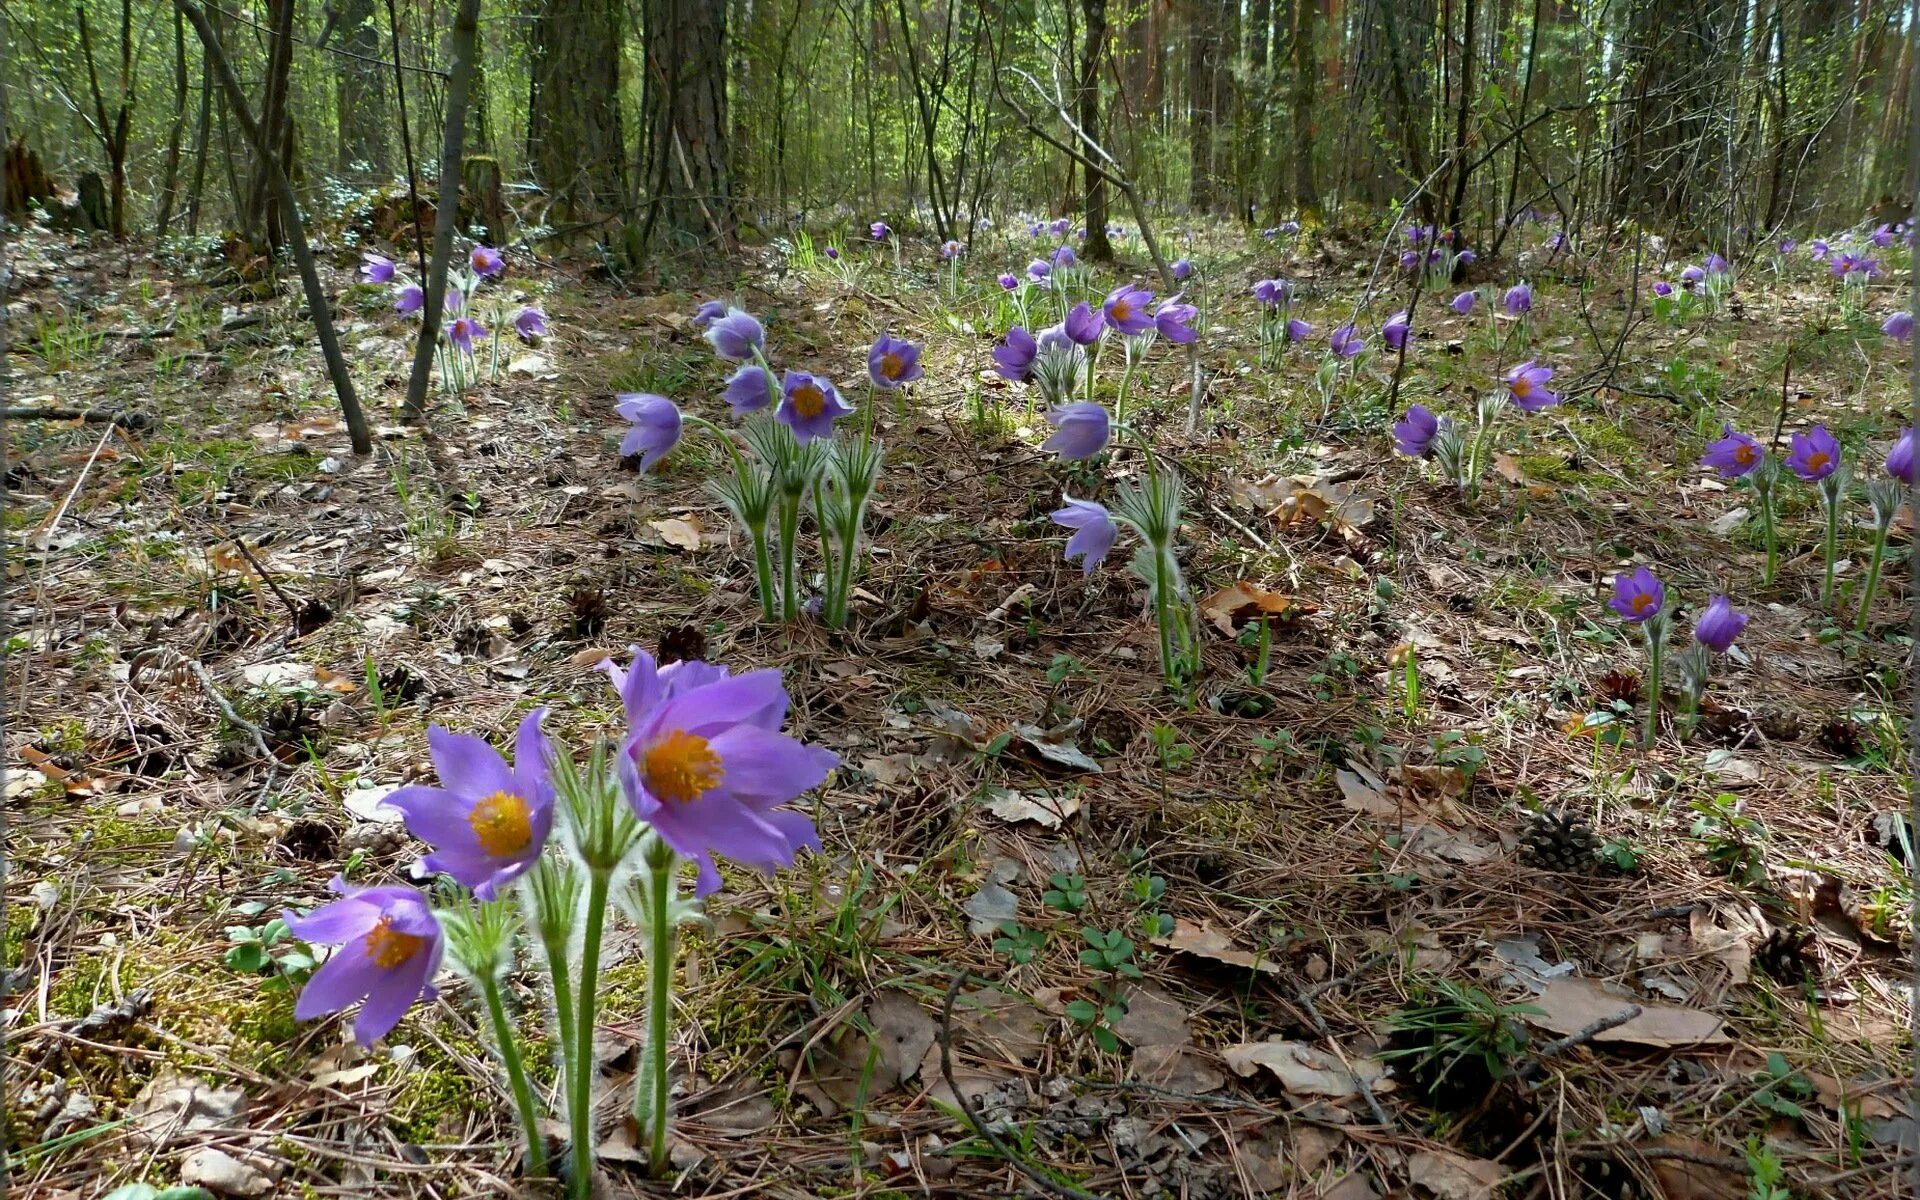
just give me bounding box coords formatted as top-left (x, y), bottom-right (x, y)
top-left (1785, 424), bottom-right (1841, 481)
top-left (1882, 311), bottom-right (1914, 342)
top-left (1153, 298), bottom-right (1198, 343)
top-left (1383, 310), bottom-right (1410, 350)
top-left (1051, 497), bottom-right (1117, 575)
top-left (868, 333), bottom-right (924, 389)
top-left (1027, 258), bottom-right (1052, 282)
top-left (383, 710), bottom-right (555, 899)
top-left (1693, 595), bottom-right (1748, 652)
top-left (1779, 239), bottom-right (1798, 254)
top-left (1252, 278), bottom-right (1291, 307)
top-left (777, 371), bottom-right (854, 443)
top-left (1680, 265), bottom-right (1707, 288)
top-left (1393, 404), bottom-right (1441, 458)
top-left (1699, 424), bottom-right (1763, 478)
top-left (1051, 244), bottom-right (1078, 270)
top-left (692, 300), bottom-right (729, 328)
top-left (1450, 290), bottom-right (1477, 315)
top-left (394, 283), bottom-right (425, 315)
top-left (1457, 248), bottom-right (1478, 265)
top-left (940, 240), bottom-right (964, 261)
top-left (443, 289), bottom-right (465, 315)
top-left (824, 246), bottom-right (840, 260)
top-left (1652, 280), bottom-right (1674, 297)
top-left (360, 254), bottom-right (395, 284)
top-left (1886, 428), bottom-right (1915, 485)
top-left (721, 364), bottom-right (776, 414)
top-left (1171, 258), bottom-right (1194, 281)
top-left (870, 221), bottom-right (891, 240)
top-left (616, 393), bottom-right (683, 470)
top-left (1064, 301), bottom-right (1103, 346)
top-left (1704, 253), bottom-right (1729, 276)
top-left (285, 878), bottom-right (443, 1047)
top-left (603, 648), bottom-right (836, 897)
top-left (1399, 251), bottom-right (1422, 271)
top-left (1608, 566), bottom-right (1667, 623)
top-left (1027, 221), bottom-right (1044, 238)
top-left (1504, 360), bottom-right (1560, 411)
top-left (1041, 402), bottom-right (1111, 459)
top-left (704, 307), bottom-right (765, 361)
top-left (1286, 317), bottom-right (1312, 342)
top-left (513, 306), bottom-right (549, 342)
top-left (1504, 282), bottom-right (1533, 313)
top-left (1050, 217), bottom-right (1071, 236)
top-left (1330, 323), bottom-right (1365, 358)
top-left (1809, 239), bottom-right (1830, 260)
top-left (1873, 223), bottom-right (1896, 248)
top-left (469, 245), bottom-right (504, 277)
top-left (446, 316), bottom-right (487, 355)
top-left (993, 326), bottom-right (1038, 381)
top-left (1102, 284), bottom-right (1156, 335)
top-left (998, 272), bottom-right (1020, 290)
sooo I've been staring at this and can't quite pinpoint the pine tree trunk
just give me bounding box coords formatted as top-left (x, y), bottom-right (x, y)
top-left (1187, 0), bottom-right (1211, 211)
top-left (1292, 0), bottom-right (1320, 213)
top-left (529, 0), bottom-right (625, 215)
top-left (1080, 0), bottom-right (1113, 260)
top-left (640, 0), bottom-right (731, 246)
top-left (336, 0), bottom-right (391, 175)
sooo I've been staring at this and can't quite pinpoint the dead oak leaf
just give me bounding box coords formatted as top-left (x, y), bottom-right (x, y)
top-left (1527, 977), bottom-right (1729, 1048)
top-left (1152, 918), bottom-right (1283, 976)
top-left (1198, 581), bottom-right (1316, 637)
top-left (1406, 1149), bottom-right (1507, 1200)
top-left (1220, 1039), bottom-right (1393, 1099)
top-left (648, 517), bottom-right (703, 551)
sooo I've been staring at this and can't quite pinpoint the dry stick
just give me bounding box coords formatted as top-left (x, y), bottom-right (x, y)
top-left (1292, 952), bottom-right (1395, 1129)
top-left (937, 971), bottom-right (1108, 1200)
top-left (174, 0), bottom-right (371, 456)
top-left (211, 527), bottom-right (302, 620)
top-left (3, 407), bottom-right (149, 427)
top-left (1520, 1004), bottom-right (1642, 1083)
top-left (401, 0), bottom-right (480, 423)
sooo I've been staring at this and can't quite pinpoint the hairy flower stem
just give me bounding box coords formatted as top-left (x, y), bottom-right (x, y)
top-left (1856, 522), bottom-right (1892, 634)
top-left (1759, 494), bottom-right (1779, 586)
top-left (1820, 490), bottom-right (1841, 608)
top-left (812, 489), bottom-right (838, 621)
top-left (777, 492), bottom-right (802, 622)
top-left (479, 971), bottom-right (548, 1179)
top-left (568, 868), bottom-right (611, 1200)
top-left (1642, 626), bottom-right (1665, 750)
top-left (1152, 546), bottom-right (1179, 692)
top-left (1115, 363), bottom-right (1135, 426)
top-left (639, 850), bottom-right (677, 1176)
top-left (751, 529), bottom-right (778, 622)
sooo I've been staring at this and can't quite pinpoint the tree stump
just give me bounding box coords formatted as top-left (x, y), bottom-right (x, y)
top-left (72, 172), bottom-right (111, 231)
top-left (462, 155), bottom-right (507, 247)
top-left (4, 140), bottom-right (59, 218)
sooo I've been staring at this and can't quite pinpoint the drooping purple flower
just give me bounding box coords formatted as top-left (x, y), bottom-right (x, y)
top-left (998, 272), bottom-right (1020, 290)
top-left (824, 246), bottom-right (840, 260)
top-left (1051, 245), bottom-right (1078, 270)
top-left (1457, 248), bottom-right (1478, 266)
top-left (1170, 258), bottom-right (1194, 281)
top-left (1407, 224), bottom-right (1431, 245)
top-left (1286, 317), bottom-right (1312, 342)
top-left (603, 649), bottom-right (836, 897)
top-left (446, 316), bottom-right (487, 355)
top-left (692, 300), bottom-right (729, 328)
top-left (1383, 310), bottom-right (1410, 351)
top-left (1153, 299), bottom-right (1198, 343)
top-left (1050, 217), bottom-right (1071, 236)
top-left (1884, 311), bottom-right (1914, 342)
top-left (383, 710), bottom-right (555, 899)
top-left (360, 254), bottom-right (395, 284)
top-left (1779, 239), bottom-right (1798, 254)
top-left (285, 879), bottom-right (443, 1047)
top-left (1704, 253), bottom-right (1729, 276)
top-left (721, 364), bottom-right (776, 415)
top-left (1608, 566), bottom-right (1666, 624)
top-left (1027, 259), bottom-right (1052, 282)
top-left (1652, 280), bottom-right (1674, 297)
top-left (513, 306), bottom-right (549, 342)
top-left (1680, 265), bottom-right (1707, 289)
top-left (1051, 497), bottom-right (1117, 575)
top-left (940, 240), bottom-right (964, 261)
top-left (1450, 290), bottom-right (1477, 315)
top-left (1785, 424), bottom-right (1841, 482)
top-left (870, 221), bottom-right (891, 240)
top-left (394, 283), bottom-right (425, 315)
top-left (867, 334), bottom-right (924, 389)
top-left (1873, 224), bottom-right (1896, 248)
top-left (1886, 428), bottom-right (1915, 485)
top-left (1102, 284), bottom-right (1156, 336)
top-left (1028, 221), bottom-right (1044, 238)
top-left (1252, 279), bottom-right (1291, 307)
top-left (1809, 239), bottom-right (1830, 260)
top-left (469, 245), bottom-right (504, 277)
top-left (1399, 251), bottom-right (1422, 271)
top-left (1330, 323), bottom-right (1364, 358)
top-left (1504, 360), bottom-right (1560, 411)
top-left (1700, 424), bottom-right (1763, 478)
top-left (443, 290), bottom-right (464, 315)
top-left (1504, 282), bottom-right (1533, 314)
top-left (1041, 402), bottom-right (1111, 459)
top-left (1064, 301), bottom-right (1103, 346)
top-left (704, 307), bottom-right (765, 361)
top-left (617, 393), bottom-right (683, 470)
top-left (777, 371), bottom-right (854, 443)
top-left (993, 327), bottom-right (1038, 381)
top-left (1693, 595), bottom-right (1748, 652)
top-left (1393, 404), bottom-right (1440, 458)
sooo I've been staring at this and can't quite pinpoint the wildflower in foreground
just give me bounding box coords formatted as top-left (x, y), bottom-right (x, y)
top-left (513, 306), bottom-right (549, 342)
top-left (1041, 402), bottom-right (1111, 459)
top-left (1504, 282), bottom-right (1533, 313)
top-left (1504, 361), bottom-right (1560, 411)
top-left (384, 710), bottom-right (556, 899)
top-left (867, 334), bottom-right (924, 390)
top-left (617, 393), bottom-right (683, 470)
top-left (721, 364), bottom-right (776, 414)
top-left (1051, 497), bottom-right (1117, 574)
top-left (704, 308), bottom-right (765, 361)
top-left (1450, 290), bottom-right (1477, 315)
top-left (447, 316), bottom-right (487, 355)
top-left (1785, 424), bottom-right (1840, 482)
top-left (1103, 285), bottom-right (1156, 336)
top-left (394, 284), bottom-right (425, 315)
top-left (1700, 424), bottom-right (1763, 478)
top-left (1393, 405), bottom-right (1440, 458)
top-left (777, 371), bottom-right (854, 442)
top-left (470, 246), bottom-right (504, 276)
top-left (604, 648), bottom-right (837, 896)
top-left (1887, 427), bottom-right (1915, 486)
top-left (360, 254), bottom-right (395, 284)
top-left (1383, 311), bottom-right (1410, 351)
top-left (1884, 311), bottom-right (1914, 342)
top-left (1064, 301), bottom-right (1103, 346)
top-left (1153, 299), bottom-right (1198, 344)
top-left (1609, 566), bottom-right (1666, 623)
top-left (285, 879), bottom-right (443, 1046)
top-left (1693, 595), bottom-right (1748, 653)
top-left (993, 327), bottom-right (1037, 380)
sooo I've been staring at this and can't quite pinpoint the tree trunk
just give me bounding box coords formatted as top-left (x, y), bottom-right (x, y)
top-left (335, 0), bottom-right (391, 175)
top-left (1292, 0), bottom-right (1320, 213)
top-left (528, 0), bottom-right (625, 215)
top-left (1080, 0), bottom-right (1113, 259)
top-left (244, 0), bottom-right (295, 246)
top-left (404, 0), bottom-right (482, 422)
top-left (640, 0), bottom-right (731, 247)
top-left (155, 5), bottom-right (190, 235)
top-left (1187, 0), bottom-right (1212, 211)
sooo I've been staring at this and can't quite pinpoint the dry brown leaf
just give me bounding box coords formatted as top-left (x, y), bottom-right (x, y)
top-left (1152, 918), bottom-right (1283, 975)
top-left (569, 646), bottom-right (620, 668)
top-left (1492, 452), bottom-right (1525, 485)
top-left (1406, 1149), bottom-right (1507, 1200)
top-left (867, 993), bottom-right (937, 1084)
top-left (1220, 1039), bottom-right (1393, 1098)
top-left (1198, 581), bottom-right (1316, 637)
top-left (1526, 978), bottom-right (1729, 1047)
top-left (1335, 765), bottom-right (1395, 816)
top-left (1645, 1136), bottom-right (1746, 1200)
top-left (1128, 1043), bottom-right (1226, 1093)
top-left (649, 517), bottom-right (703, 551)
top-left (1111, 984), bottom-right (1190, 1048)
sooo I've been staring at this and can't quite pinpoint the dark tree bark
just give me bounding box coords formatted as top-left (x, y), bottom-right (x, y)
top-left (639, 0), bottom-right (732, 246)
top-left (243, 0), bottom-right (296, 247)
top-left (1079, 0), bottom-right (1113, 260)
top-left (528, 0), bottom-right (625, 215)
top-left (335, 0), bottom-right (391, 175)
top-left (1292, 0), bottom-right (1321, 213)
top-left (1187, 0), bottom-right (1212, 211)
top-left (404, 0), bottom-right (482, 421)
top-left (154, 5), bottom-right (190, 236)
top-left (75, 0), bottom-right (132, 238)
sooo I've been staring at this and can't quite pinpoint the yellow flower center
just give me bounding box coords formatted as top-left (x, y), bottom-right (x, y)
top-left (791, 383), bottom-right (826, 419)
top-left (1631, 593), bottom-right (1655, 614)
top-left (880, 352), bottom-right (906, 380)
top-left (643, 730), bottom-right (724, 805)
top-left (1804, 451), bottom-right (1830, 472)
top-left (1111, 300), bottom-right (1133, 322)
top-left (364, 917), bottom-right (427, 969)
top-left (468, 790), bottom-right (534, 857)
top-left (1734, 443), bottom-right (1757, 465)
top-left (1512, 377), bottom-right (1533, 398)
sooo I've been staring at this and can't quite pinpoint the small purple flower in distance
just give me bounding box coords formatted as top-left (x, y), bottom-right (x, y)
top-left (1102, 284), bottom-right (1156, 336)
top-left (1383, 310), bottom-right (1410, 351)
top-left (940, 240), bottom-right (964, 261)
top-left (1450, 290), bottom-right (1477, 315)
top-left (1693, 595), bottom-right (1748, 652)
top-left (993, 327), bottom-right (1037, 381)
top-left (446, 316), bottom-right (487, 355)
top-left (1153, 298), bottom-right (1198, 343)
top-left (394, 283), bottom-right (424, 315)
top-left (1064, 301), bottom-right (1103, 346)
top-left (617, 393), bottom-right (683, 470)
top-left (778, 371), bottom-right (854, 443)
top-left (1050, 217), bottom-right (1071, 236)
top-left (1171, 258), bottom-right (1194, 281)
top-left (1041, 402), bottom-right (1111, 459)
top-left (1399, 251), bottom-right (1421, 271)
top-left (1608, 566), bottom-right (1666, 624)
top-left (1884, 311), bottom-right (1915, 342)
top-left (1779, 239), bottom-right (1797, 254)
top-left (1680, 265), bottom-right (1707, 288)
top-left (1028, 221), bottom-right (1044, 238)
top-left (1051, 497), bottom-right (1117, 575)
top-left (1261, 227), bottom-right (1279, 239)
top-left (469, 245), bottom-right (504, 277)
top-left (998, 272), bottom-right (1020, 290)
top-left (285, 878), bottom-right (443, 1046)
top-left (360, 254), bottom-right (395, 284)
top-left (1330, 323), bottom-right (1365, 358)
top-left (721, 364), bottom-right (776, 415)
top-left (1052, 244), bottom-right (1078, 269)
top-left (1886, 428), bottom-right (1915, 485)
top-left (1785, 424), bottom-right (1841, 482)
top-left (1504, 282), bottom-right (1533, 313)
top-left (1457, 248), bottom-right (1478, 265)
top-left (704, 307), bottom-right (765, 361)
top-left (443, 289), bottom-right (465, 315)
top-left (513, 306), bottom-right (549, 342)
top-left (1286, 317), bottom-right (1312, 342)
top-left (1809, 239), bottom-right (1830, 260)
top-left (1547, 231), bottom-right (1568, 251)
top-left (867, 334), bottom-right (924, 390)
top-left (1873, 224), bottom-right (1896, 248)
top-left (1393, 404), bottom-right (1440, 458)
top-left (1652, 280), bottom-right (1674, 297)
top-left (1700, 424), bottom-right (1763, 478)
top-left (1028, 259), bottom-right (1052, 282)
top-left (870, 221), bottom-right (891, 240)
top-left (384, 710), bottom-right (555, 899)
top-left (602, 648), bottom-right (836, 897)
top-left (692, 300), bottom-right (729, 328)
top-left (1705, 253), bottom-right (1729, 276)
top-left (825, 246), bottom-right (840, 260)
top-left (1252, 279), bottom-right (1290, 307)
top-left (1828, 252), bottom-right (1859, 277)
top-left (1504, 360), bottom-right (1560, 411)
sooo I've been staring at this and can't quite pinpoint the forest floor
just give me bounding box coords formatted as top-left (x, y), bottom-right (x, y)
top-left (4, 211), bottom-right (1916, 1200)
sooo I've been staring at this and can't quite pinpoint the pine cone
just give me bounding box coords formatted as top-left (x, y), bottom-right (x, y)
top-left (1753, 709), bottom-right (1803, 742)
top-left (1695, 707), bottom-right (1752, 746)
top-left (343, 822), bottom-right (410, 859)
top-left (657, 623), bottom-right (709, 665)
top-left (1519, 809), bottom-right (1601, 873)
top-left (1817, 717), bottom-right (1867, 760)
top-left (1755, 925), bottom-right (1817, 984)
top-left (567, 585), bottom-right (611, 639)
top-left (1592, 669), bottom-right (1642, 705)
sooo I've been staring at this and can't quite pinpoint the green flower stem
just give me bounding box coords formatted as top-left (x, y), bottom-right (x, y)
top-left (479, 970), bottom-right (548, 1179)
top-left (777, 491), bottom-right (802, 622)
top-left (640, 854), bottom-right (677, 1176)
top-left (568, 868), bottom-right (611, 1200)
top-left (541, 931), bottom-right (576, 1105)
top-left (1821, 490), bottom-right (1841, 608)
top-left (1114, 362), bottom-right (1136, 426)
top-left (1642, 626), bottom-right (1664, 750)
top-left (1152, 546), bottom-right (1178, 691)
top-left (813, 487), bottom-right (838, 624)
top-left (1759, 493), bottom-right (1779, 586)
top-left (750, 524), bottom-right (779, 622)
top-left (1856, 522), bottom-right (1892, 634)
